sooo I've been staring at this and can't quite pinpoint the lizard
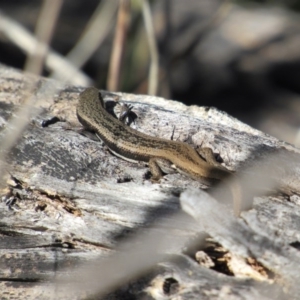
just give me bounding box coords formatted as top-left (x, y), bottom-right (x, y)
top-left (76, 87), bottom-right (241, 215)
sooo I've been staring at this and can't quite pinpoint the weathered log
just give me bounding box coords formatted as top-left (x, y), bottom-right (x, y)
top-left (0, 65), bottom-right (299, 299)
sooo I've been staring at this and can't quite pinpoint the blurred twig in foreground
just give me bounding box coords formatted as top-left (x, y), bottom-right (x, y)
top-left (49, 150), bottom-right (298, 298)
top-left (24, 0), bottom-right (63, 76)
top-left (0, 11), bottom-right (90, 85)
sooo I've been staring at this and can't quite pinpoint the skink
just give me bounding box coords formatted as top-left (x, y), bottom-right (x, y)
top-left (76, 87), bottom-right (240, 214)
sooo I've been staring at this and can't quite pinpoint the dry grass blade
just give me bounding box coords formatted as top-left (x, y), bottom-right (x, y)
top-left (0, 11), bottom-right (90, 85)
top-left (181, 150), bottom-right (300, 295)
top-left (0, 84), bottom-right (65, 189)
top-left (107, 0), bottom-right (131, 91)
top-left (52, 148), bottom-right (300, 298)
top-left (24, 0), bottom-right (63, 75)
top-left (50, 211), bottom-right (198, 298)
top-left (56, 0), bottom-right (118, 75)
top-left (49, 151), bottom-right (296, 298)
top-left (181, 191), bottom-right (294, 298)
top-left (141, 0), bottom-right (159, 95)
top-left (0, 1), bottom-right (65, 186)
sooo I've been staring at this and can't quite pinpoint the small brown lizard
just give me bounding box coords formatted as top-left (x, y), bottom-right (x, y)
top-left (76, 87), bottom-right (241, 215)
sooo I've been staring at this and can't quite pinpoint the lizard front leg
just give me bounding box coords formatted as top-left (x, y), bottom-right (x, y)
top-left (196, 147), bottom-right (226, 169)
top-left (148, 158), bottom-right (177, 182)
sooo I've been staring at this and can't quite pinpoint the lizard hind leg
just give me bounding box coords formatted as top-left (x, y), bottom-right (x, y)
top-left (196, 147), bottom-right (242, 216)
top-left (148, 158), bottom-right (176, 182)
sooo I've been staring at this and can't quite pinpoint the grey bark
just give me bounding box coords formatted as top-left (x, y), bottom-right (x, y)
top-left (0, 65), bottom-right (298, 299)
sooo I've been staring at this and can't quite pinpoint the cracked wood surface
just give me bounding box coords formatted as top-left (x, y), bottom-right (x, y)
top-left (0, 65), bottom-right (299, 299)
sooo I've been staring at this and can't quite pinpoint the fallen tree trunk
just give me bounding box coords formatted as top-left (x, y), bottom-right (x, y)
top-left (0, 65), bottom-right (299, 299)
